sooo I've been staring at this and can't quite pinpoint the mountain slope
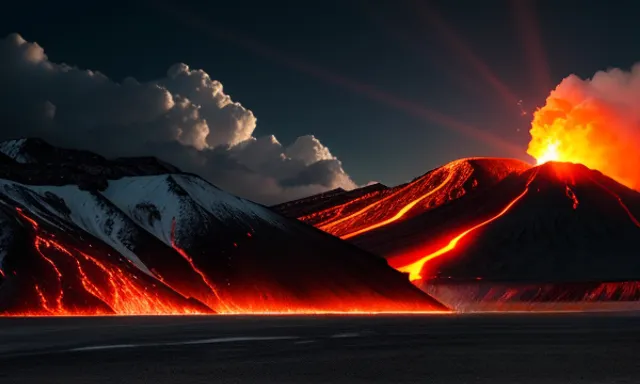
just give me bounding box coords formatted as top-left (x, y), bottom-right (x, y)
top-left (279, 158), bottom-right (640, 310)
top-left (385, 162), bottom-right (640, 282)
top-left (0, 138), bottom-right (445, 315)
top-left (275, 158), bottom-right (531, 239)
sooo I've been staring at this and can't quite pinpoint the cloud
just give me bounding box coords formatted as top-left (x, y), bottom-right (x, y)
top-left (0, 33), bottom-right (356, 204)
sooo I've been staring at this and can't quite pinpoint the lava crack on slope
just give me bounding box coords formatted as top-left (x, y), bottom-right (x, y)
top-left (396, 169), bottom-right (540, 281)
top-left (170, 218), bottom-right (235, 312)
top-left (339, 170), bottom-right (454, 240)
top-left (565, 185), bottom-right (579, 210)
top-left (588, 176), bottom-right (640, 228)
top-left (13, 207), bottom-right (205, 315)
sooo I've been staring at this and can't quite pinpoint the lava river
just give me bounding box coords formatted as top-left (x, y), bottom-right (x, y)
top-left (8, 208), bottom-right (209, 316)
top-left (390, 162), bottom-right (640, 282)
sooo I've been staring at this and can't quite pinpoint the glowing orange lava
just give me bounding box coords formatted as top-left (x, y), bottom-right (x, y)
top-left (527, 86), bottom-right (640, 190)
top-left (396, 171), bottom-right (538, 281)
top-left (339, 171), bottom-right (454, 240)
top-left (565, 185), bottom-right (579, 210)
top-left (13, 208), bottom-right (205, 316)
top-left (317, 185), bottom-right (412, 232)
top-left (169, 218), bottom-right (235, 312)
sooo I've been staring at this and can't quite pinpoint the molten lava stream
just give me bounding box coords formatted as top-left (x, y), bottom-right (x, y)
top-left (396, 171), bottom-right (539, 281)
top-left (565, 185), bottom-right (579, 210)
top-left (170, 218), bottom-right (236, 313)
top-left (14, 208), bottom-right (204, 316)
top-left (338, 171), bottom-right (454, 240)
top-left (317, 169), bottom-right (451, 233)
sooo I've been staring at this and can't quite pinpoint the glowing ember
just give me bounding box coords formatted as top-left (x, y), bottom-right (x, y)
top-left (565, 185), bottom-right (579, 210)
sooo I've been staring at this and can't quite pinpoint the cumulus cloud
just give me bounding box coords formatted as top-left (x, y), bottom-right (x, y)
top-left (0, 33), bottom-right (356, 204)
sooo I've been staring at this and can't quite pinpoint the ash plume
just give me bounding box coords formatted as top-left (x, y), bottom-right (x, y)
top-left (528, 64), bottom-right (640, 190)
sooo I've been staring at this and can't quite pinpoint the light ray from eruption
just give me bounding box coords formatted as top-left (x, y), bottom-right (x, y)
top-left (153, 1), bottom-right (524, 159)
top-left (396, 169), bottom-right (539, 281)
top-left (510, 0), bottom-right (552, 93)
top-left (411, 0), bottom-right (521, 107)
top-left (358, 0), bottom-right (485, 98)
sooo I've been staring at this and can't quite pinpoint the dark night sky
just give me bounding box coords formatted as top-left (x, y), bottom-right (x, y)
top-left (2, 0), bottom-right (639, 187)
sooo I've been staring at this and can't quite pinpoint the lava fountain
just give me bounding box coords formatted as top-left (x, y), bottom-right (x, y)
top-left (527, 65), bottom-right (640, 190)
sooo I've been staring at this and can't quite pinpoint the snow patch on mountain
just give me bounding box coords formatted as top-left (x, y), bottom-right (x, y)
top-left (102, 175), bottom-right (196, 247)
top-left (171, 174), bottom-right (286, 230)
top-left (0, 179), bottom-right (153, 275)
top-left (0, 139), bottom-right (32, 164)
top-left (26, 184), bottom-right (153, 276)
top-left (0, 180), bottom-right (66, 231)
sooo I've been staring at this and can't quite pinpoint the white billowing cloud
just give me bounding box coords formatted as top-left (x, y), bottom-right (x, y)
top-left (0, 33), bottom-right (356, 204)
top-left (285, 135), bottom-right (335, 166)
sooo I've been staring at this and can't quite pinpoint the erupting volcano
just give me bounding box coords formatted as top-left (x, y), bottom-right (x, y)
top-left (0, 138), bottom-right (446, 315)
top-left (527, 66), bottom-right (640, 191)
top-left (277, 75), bottom-right (640, 311)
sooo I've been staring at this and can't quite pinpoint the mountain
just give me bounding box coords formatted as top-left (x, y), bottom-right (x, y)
top-left (276, 158), bottom-right (640, 311)
top-left (0, 138), bottom-right (446, 315)
top-left (274, 158), bottom-right (531, 239)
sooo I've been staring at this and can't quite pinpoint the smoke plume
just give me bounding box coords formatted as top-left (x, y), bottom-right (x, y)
top-left (0, 33), bottom-right (356, 204)
top-left (528, 64), bottom-right (640, 190)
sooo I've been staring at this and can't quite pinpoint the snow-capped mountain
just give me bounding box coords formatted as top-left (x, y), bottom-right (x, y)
top-left (0, 138), bottom-right (445, 315)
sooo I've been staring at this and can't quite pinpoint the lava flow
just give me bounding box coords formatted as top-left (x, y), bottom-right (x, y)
top-left (587, 175), bottom-right (640, 228)
top-left (395, 170), bottom-right (539, 281)
top-left (339, 170), bottom-right (453, 240)
top-left (13, 208), bottom-right (205, 316)
top-left (169, 218), bottom-right (235, 312)
top-left (316, 167), bottom-right (455, 240)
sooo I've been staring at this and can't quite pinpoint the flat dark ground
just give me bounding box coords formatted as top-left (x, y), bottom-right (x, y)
top-left (1, 313), bottom-right (639, 383)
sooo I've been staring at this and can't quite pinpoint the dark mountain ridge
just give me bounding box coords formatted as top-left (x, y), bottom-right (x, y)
top-left (0, 138), bottom-right (446, 315)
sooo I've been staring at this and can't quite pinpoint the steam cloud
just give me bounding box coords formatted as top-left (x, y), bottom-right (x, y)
top-left (528, 64), bottom-right (640, 190)
top-left (0, 33), bottom-right (356, 204)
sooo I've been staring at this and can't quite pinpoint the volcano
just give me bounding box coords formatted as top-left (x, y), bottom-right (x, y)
top-left (275, 158), bottom-right (640, 311)
top-left (0, 138), bottom-right (445, 315)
